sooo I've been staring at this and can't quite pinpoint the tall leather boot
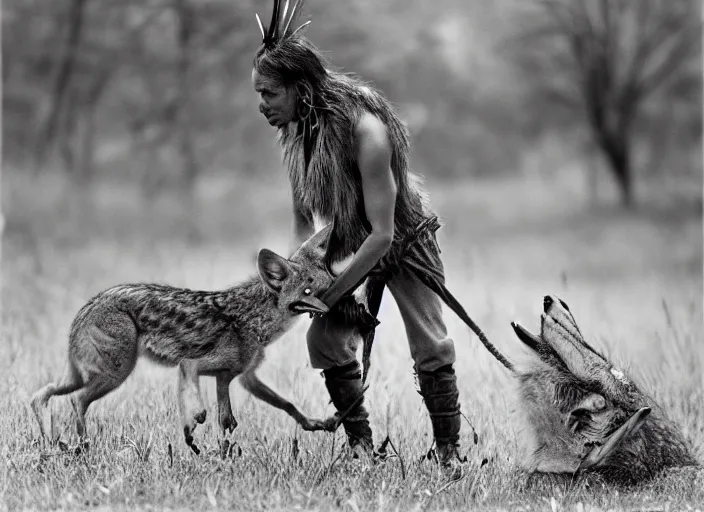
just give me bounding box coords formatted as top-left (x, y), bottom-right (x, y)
top-left (323, 360), bottom-right (373, 458)
top-left (417, 364), bottom-right (463, 479)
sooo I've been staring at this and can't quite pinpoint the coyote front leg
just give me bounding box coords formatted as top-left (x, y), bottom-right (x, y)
top-left (178, 361), bottom-right (207, 454)
top-left (216, 371), bottom-right (238, 435)
top-left (239, 372), bottom-right (337, 432)
top-left (216, 371), bottom-right (238, 458)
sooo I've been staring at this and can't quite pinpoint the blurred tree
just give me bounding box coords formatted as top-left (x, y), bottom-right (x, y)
top-left (511, 0), bottom-right (701, 207)
top-left (3, 0), bottom-right (259, 183)
top-left (2, 0), bottom-right (74, 165)
top-left (175, 0), bottom-right (197, 190)
top-left (33, 0), bottom-right (88, 172)
top-left (14, 0), bottom-right (694, 200)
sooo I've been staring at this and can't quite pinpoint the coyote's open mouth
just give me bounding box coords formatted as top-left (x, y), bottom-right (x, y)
top-left (289, 295), bottom-right (329, 315)
top-left (509, 295), bottom-right (696, 483)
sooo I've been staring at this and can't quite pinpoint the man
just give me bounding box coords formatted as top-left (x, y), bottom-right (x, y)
top-left (251, 0), bottom-right (463, 477)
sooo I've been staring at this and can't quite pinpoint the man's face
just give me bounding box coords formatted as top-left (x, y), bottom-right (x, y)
top-left (252, 69), bottom-right (297, 127)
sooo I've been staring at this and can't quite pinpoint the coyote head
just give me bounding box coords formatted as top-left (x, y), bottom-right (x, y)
top-left (511, 295), bottom-right (696, 484)
top-left (256, 224), bottom-right (335, 316)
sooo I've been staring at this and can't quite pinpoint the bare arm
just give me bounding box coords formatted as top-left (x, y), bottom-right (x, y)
top-left (320, 113), bottom-right (396, 307)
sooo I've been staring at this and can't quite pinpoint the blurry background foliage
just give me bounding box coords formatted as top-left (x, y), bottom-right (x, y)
top-left (1, 0), bottom-right (701, 208)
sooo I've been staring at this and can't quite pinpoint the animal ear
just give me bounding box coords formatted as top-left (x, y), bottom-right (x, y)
top-left (540, 295), bottom-right (623, 390)
top-left (511, 321), bottom-right (545, 354)
top-left (565, 393), bottom-right (608, 433)
top-left (303, 222), bottom-right (335, 259)
top-left (257, 249), bottom-right (291, 292)
top-left (570, 393), bottom-right (607, 414)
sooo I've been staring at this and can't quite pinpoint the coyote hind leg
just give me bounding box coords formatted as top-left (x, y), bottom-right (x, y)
top-left (69, 335), bottom-right (139, 438)
top-left (66, 309), bottom-right (139, 439)
top-left (31, 361), bottom-right (84, 441)
top-left (70, 374), bottom-right (131, 439)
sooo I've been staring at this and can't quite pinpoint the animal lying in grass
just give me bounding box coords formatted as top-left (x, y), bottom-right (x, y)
top-left (511, 295), bottom-right (698, 484)
top-left (31, 225), bottom-right (341, 454)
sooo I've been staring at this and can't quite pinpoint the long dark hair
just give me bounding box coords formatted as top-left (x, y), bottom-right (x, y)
top-left (253, 36), bottom-right (326, 87)
top-left (254, 34), bottom-right (333, 129)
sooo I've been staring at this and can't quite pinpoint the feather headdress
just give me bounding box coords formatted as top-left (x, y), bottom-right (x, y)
top-left (255, 0), bottom-right (311, 50)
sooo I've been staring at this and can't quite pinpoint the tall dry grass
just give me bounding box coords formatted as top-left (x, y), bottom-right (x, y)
top-left (1, 168), bottom-right (702, 510)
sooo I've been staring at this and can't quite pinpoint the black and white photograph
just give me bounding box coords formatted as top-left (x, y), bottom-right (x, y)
top-left (2, 0), bottom-right (702, 510)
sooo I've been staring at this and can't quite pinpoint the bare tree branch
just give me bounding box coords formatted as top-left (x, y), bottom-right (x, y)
top-left (510, 0), bottom-right (700, 206)
top-left (35, 0), bottom-right (89, 170)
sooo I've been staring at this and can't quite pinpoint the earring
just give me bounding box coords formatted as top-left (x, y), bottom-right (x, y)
top-left (296, 84), bottom-right (313, 123)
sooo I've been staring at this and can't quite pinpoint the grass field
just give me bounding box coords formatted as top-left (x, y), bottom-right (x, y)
top-left (1, 168), bottom-right (702, 511)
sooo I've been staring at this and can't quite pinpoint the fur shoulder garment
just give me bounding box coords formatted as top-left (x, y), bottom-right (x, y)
top-left (278, 71), bottom-right (434, 263)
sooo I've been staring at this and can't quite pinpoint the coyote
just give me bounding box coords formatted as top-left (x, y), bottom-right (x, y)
top-left (511, 295), bottom-right (697, 484)
top-left (31, 225), bottom-right (340, 453)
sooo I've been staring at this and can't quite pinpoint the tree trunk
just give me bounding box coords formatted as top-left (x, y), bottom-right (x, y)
top-left (59, 89), bottom-right (77, 174)
top-left (34, 0), bottom-right (87, 172)
top-left (175, 0), bottom-right (201, 242)
top-left (600, 133), bottom-right (634, 208)
top-left (76, 69), bottom-right (112, 185)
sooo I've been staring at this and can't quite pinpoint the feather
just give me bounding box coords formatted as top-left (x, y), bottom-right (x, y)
top-left (280, 0), bottom-right (290, 34)
top-left (255, 13), bottom-right (265, 39)
top-left (282, 0), bottom-right (302, 37)
top-left (289, 20), bottom-right (311, 39)
top-left (268, 0), bottom-right (281, 41)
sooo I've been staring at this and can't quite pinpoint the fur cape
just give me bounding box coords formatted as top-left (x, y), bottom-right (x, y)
top-left (277, 70), bottom-right (435, 264)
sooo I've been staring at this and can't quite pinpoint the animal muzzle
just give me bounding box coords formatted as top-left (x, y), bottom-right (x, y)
top-left (290, 296), bottom-right (329, 315)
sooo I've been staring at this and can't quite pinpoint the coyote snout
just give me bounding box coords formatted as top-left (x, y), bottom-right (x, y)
top-left (511, 295), bottom-right (697, 484)
top-left (31, 225), bottom-right (341, 453)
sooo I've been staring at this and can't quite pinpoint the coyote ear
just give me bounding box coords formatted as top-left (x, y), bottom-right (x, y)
top-left (257, 249), bottom-right (291, 292)
top-left (304, 222), bottom-right (335, 258)
top-left (541, 295), bottom-right (620, 390)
